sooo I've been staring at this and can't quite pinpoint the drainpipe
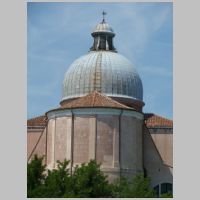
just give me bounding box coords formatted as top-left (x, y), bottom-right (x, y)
top-left (119, 109), bottom-right (123, 178)
top-left (45, 117), bottom-right (48, 165)
top-left (70, 109), bottom-right (74, 175)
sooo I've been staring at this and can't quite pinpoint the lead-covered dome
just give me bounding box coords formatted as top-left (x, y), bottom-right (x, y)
top-left (61, 16), bottom-right (144, 109)
top-left (62, 51), bottom-right (143, 102)
top-left (93, 21), bottom-right (114, 35)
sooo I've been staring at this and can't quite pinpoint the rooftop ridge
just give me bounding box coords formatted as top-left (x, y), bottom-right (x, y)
top-left (27, 115), bottom-right (47, 126)
top-left (94, 91), bottom-right (132, 109)
top-left (144, 113), bottom-right (173, 128)
top-left (27, 115), bottom-right (45, 121)
top-left (61, 90), bottom-right (134, 110)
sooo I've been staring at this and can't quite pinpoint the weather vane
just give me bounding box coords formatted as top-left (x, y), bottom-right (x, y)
top-left (102, 10), bottom-right (107, 22)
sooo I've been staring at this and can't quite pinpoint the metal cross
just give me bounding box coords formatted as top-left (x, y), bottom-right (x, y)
top-left (102, 10), bottom-right (107, 22)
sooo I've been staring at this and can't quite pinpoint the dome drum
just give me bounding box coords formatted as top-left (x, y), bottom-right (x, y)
top-left (45, 106), bottom-right (144, 182)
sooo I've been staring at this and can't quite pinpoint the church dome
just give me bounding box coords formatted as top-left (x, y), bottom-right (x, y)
top-left (62, 51), bottom-right (143, 102)
top-left (61, 14), bottom-right (143, 108)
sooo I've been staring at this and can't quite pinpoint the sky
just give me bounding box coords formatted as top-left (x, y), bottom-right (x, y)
top-left (27, 2), bottom-right (173, 120)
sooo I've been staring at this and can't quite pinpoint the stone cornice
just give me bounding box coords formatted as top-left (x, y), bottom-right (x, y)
top-left (47, 107), bottom-right (143, 120)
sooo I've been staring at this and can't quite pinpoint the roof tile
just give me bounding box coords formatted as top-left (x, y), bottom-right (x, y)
top-left (144, 113), bottom-right (173, 128)
top-left (27, 113), bottom-right (173, 128)
top-left (27, 93), bottom-right (173, 129)
top-left (27, 115), bottom-right (46, 126)
top-left (60, 91), bottom-right (133, 110)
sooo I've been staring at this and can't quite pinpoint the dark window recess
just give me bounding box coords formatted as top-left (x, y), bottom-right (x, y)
top-left (161, 183), bottom-right (173, 194)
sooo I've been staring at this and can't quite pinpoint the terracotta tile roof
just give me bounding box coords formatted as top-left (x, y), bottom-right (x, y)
top-left (27, 113), bottom-right (173, 129)
top-left (60, 91), bottom-right (133, 110)
top-left (144, 113), bottom-right (173, 128)
top-left (27, 115), bottom-right (46, 127)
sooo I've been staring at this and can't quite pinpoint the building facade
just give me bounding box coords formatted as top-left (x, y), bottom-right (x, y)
top-left (27, 17), bottom-right (173, 196)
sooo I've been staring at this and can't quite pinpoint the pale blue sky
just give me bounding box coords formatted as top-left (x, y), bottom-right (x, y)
top-left (27, 2), bottom-right (173, 119)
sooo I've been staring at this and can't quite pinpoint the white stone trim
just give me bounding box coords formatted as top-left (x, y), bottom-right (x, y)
top-left (101, 167), bottom-right (120, 172)
top-left (122, 110), bottom-right (144, 119)
top-left (27, 128), bottom-right (44, 132)
top-left (47, 109), bottom-right (72, 119)
top-left (72, 108), bottom-right (122, 115)
top-left (113, 127), bottom-right (119, 168)
top-left (47, 107), bottom-right (143, 119)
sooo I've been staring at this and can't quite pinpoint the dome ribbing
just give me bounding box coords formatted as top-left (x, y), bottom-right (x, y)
top-left (62, 51), bottom-right (143, 102)
top-left (61, 16), bottom-right (144, 109)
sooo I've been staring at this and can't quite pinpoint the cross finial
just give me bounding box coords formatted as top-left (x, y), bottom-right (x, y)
top-left (102, 10), bottom-right (107, 22)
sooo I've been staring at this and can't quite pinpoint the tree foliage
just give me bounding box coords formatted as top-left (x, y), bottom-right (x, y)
top-left (160, 192), bottom-right (173, 198)
top-left (112, 173), bottom-right (155, 198)
top-left (41, 160), bottom-right (72, 197)
top-left (27, 155), bottom-right (46, 197)
top-left (27, 157), bottom-right (112, 198)
top-left (27, 155), bottom-right (171, 198)
top-left (64, 160), bottom-right (112, 197)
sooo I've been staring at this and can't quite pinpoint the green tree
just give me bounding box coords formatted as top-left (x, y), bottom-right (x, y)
top-left (41, 160), bottom-right (72, 197)
top-left (27, 155), bottom-right (46, 197)
top-left (27, 156), bottom-right (160, 198)
top-left (112, 173), bottom-right (156, 198)
top-left (69, 160), bottom-right (113, 197)
top-left (27, 157), bottom-right (113, 198)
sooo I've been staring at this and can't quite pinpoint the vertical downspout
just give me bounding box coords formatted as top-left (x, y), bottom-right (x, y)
top-left (70, 109), bottom-right (74, 175)
top-left (142, 114), bottom-right (145, 176)
top-left (45, 117), bottom-right (48, 165)
top-left (95, 114), bottom-right (97, 160)
top-left (119, 109), bottom-right (123, 178)
top-left (53, 117), bottom-right (57, 168)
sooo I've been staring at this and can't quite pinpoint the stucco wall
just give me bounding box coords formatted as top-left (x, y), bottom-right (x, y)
top-left (46, 118), bottom-right (55, 167)
top-left (28, 108), bottom-right (144, 182)
top-left (46, 117), bottom-right (72, 168)
top-left (73, 116), bottom-right (90, 164)
top-left (27, 128), bottom-right (46, 162)
top-left (120, 116), bottom-right (143, 176)
top-left (149, 128), bottom-right (173, 167)
top-left (96, 115), bottom-right (118, 168)
top-left (143, 126), bottom-right (173, 188)
top-left (55, 117), bottom-right (68, 163)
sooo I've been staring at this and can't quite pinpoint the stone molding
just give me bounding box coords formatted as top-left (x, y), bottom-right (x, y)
top-left (47, 109), bottom-right (72, 119)
top-left (47, 108), bottom-right (143, 120)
